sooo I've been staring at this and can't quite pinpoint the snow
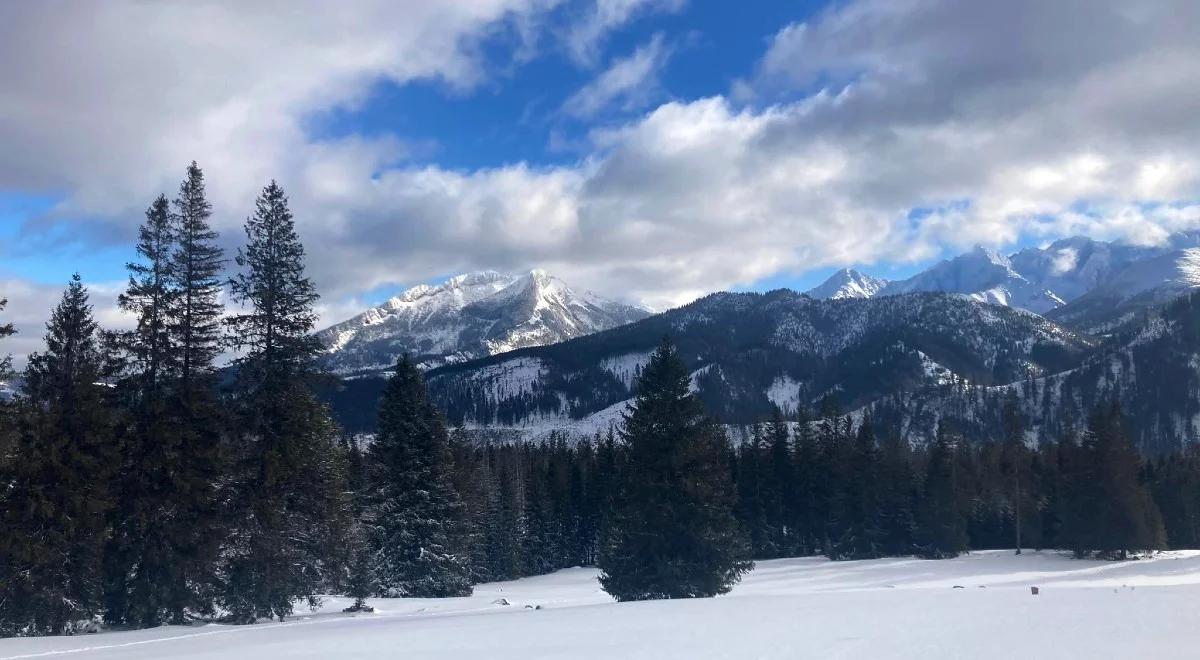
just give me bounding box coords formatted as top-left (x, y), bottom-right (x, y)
top-left (599, 351), bottom-right (652, 389)
top-left (765, 376), bottom-right (801, 412)
top-left (879, 246), bottom-right (1064, 314)
top-left (805, 268), bottom-right (888, 300)
top-left (9, 551), bottom-right (1200, 659)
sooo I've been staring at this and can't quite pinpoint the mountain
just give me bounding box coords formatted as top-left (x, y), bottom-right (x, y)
top-left (322, 290), bottom-right (1093, 438)
top-left (1046, 248), bottom-right (1200, 332)
top-left (1008, 236), bottom-right (1166, 304)
top-left (805, 268), bottom-right (888, 300)
top-left (315, 270), bottom-right (650, 375)
top-left (877, 246), bottom-right (1065, 313)
top-left (866, 289), bottom-right (1200, 454)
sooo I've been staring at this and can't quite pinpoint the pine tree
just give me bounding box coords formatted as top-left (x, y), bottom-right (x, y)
top-left (363, 356), bottom-right (472, 598)
top-left (599, 337), bottom-right (751, 601)
top-left (0, 276), bottom-right (115, 636)
top-left (220, 180), bottom-right (346, 622)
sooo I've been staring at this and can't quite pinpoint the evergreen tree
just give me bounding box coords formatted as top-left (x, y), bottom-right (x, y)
top-left (877, 431), bottom-right (917, 556)
top-left (106, 168), bottom-right (226, 627)
top-left (170, 162), bottom-right (224, 390)
top-left (0, 296), bottom-right (13, 379)
top-left (1000, 397), bottom-right (1032, 554)
top-left (1060, 404), bottom-right (1165, 558)
top-left (765, 408), bottom-right (793, 556)
top-left (736, 423), bottom-right (772, 557)
top-left (220, 180), bottom-right (346, 622)
top-left (363, 356), bottom-right (472, 598)
top-left (916, 427), bottom-right (968, 558)
top-left (831, 417), bottom-right (884, 560)
top-left (599, 337), bottom-right (751, 601)
top-left (0, 276), bottom-right (115, 636)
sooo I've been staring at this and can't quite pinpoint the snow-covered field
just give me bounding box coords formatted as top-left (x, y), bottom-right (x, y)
top-left (6, 550), bottom-right (1200, 659)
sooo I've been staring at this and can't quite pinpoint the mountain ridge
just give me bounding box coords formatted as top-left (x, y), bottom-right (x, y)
top-left (315, 269), bottom-right (650, 375)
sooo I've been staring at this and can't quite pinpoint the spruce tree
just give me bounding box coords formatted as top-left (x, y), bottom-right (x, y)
top-left (831, 417), bottom-right (884, 560)
top-left (0, 276), bottom-right (115, 636)
top-left (220, 180), bottom-right (346, 622)
top-left (363, 356), bottom-right (472, 598)
top-left (599, 337), bottom-right (751, 601)
top-left (1060, 404), bottom-right (1165, 558)
top-left (1000, 397), bottom-right (1031, 554)
top-left (736, 423), bottom-right (772, 557)
top-left (105, 195), bottom-right (188, 626)
top-left (916, 427), bottom-right (968, 558)
top-left (765, 408), bottom-right (793, 556)
top-left (106, 168), bottom-right (226, 627)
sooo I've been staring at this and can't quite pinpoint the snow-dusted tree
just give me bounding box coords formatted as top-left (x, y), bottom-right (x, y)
top-left (599, 337), bottom-right (751, 601)
top-left (0, 275), bottom-right (115, 636)
top-left (363, 356), bottom-right (472, 598)
top-left (220, 181), bottom-right (347, 622)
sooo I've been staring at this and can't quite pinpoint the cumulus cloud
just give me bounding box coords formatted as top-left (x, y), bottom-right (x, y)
top-left (4, 0), bottom-right (1200, 337)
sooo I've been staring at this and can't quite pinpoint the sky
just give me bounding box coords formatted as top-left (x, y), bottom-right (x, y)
top-left (2, 0), bottom-right (1200, 366)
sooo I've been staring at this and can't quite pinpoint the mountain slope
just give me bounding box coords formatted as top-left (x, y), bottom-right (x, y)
top-left (1046, 249), bottom-right (1200, 332)
top-left (865, 289), bottom-right (1200, 453)
top-left (315, 270), bottom-right (649, 375)
top-left (805, 269), bottom-right (888, 300)
top-left (364, 290), bottom-right (1092, 440)
top-left (878, 246), bottom-right (1064, 313)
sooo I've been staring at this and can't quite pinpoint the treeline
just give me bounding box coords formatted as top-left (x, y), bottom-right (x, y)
top-left (0, 164), bottom-right (747, 637)
top-left (0, 163), bottom-right (1195, 639)
top-left (731, 400), bottom-right (1168, 561)
top-left (0, 165), bottom-right (352, 636)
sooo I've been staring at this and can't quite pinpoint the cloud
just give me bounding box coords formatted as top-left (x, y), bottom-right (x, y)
top-left (5, 0), bottom-right (1200, 333)
top-left (562, 33), bottom-right (672, 118)
top-left (563, 0), bottom-right (685, 67)
top-left (0, 278), bottom-right (129, 370)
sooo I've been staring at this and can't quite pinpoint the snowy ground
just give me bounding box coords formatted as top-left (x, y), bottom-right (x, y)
top-left (6, 550), bottom-right (1200, 659)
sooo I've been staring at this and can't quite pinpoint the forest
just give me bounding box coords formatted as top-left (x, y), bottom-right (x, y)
top-left (0, 163), bottom-right (1189, 637)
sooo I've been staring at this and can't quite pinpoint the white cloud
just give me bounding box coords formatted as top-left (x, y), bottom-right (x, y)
top-left (562, 33), bottom-right (672, 118)
top-left (563, 0), bottom-right (685, 67)
top-left (5, 0), bottom-right (1200, 339)
top-left (0, 279), bottom-right (129, 370)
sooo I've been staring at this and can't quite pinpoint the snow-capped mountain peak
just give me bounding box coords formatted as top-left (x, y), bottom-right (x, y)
top-left (879, 245), bottom-right (1064, 313)
top-left (315, 270), bottom-right (649, 374)
top-left (805, 268), bottom-right (889, 300)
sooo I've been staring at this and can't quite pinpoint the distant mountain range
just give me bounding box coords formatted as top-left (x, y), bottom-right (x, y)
top-left (319, 232), bottom-right (1200, 453)
top-left (315, 270), bottom-right (649, 375)
top-left (804, 233), bottom-right (1200, 330)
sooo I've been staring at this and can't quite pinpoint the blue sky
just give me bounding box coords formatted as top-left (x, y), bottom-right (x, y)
top-left (1, 0), bottom-right (837, 297)
top-left (2, 0), bottom-right (1200, 360)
